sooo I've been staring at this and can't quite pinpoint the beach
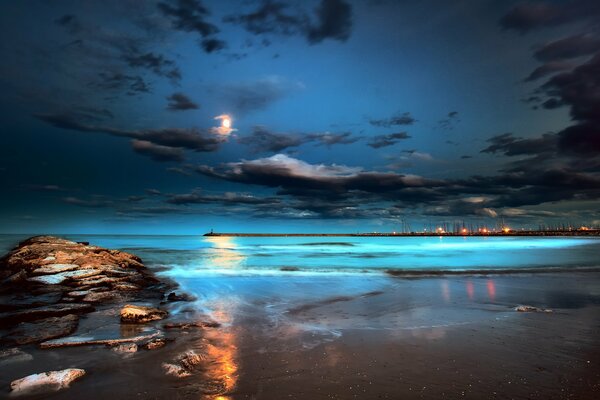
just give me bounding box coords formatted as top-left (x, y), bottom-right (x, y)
top-left (1, 235), bottom-right (599, 399)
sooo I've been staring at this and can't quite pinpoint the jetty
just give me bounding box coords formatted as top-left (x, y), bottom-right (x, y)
top-left (204, 229), bottom-right (600, 237)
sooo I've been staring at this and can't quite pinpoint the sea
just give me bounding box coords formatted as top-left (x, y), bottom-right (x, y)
top-left (2, 234), bottom-right (599, 327)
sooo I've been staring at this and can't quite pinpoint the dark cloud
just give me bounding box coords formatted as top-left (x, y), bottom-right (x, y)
top-left (157, 0), bottom-right (226, 53)
top-left (368, 132), bottom-right (411, 148)
top-left (223, 1), bottom-right (307, 36)
top-left (369, 112), bottom-right (415, 127)
top-left (196, 154), bottom-right (443, 198)
top-left (131, 140), bottom-right (185, 162)
top-left (307, 131), bottom-right (359, 146)
top-left (481, 133), bottom-right (557, 156)
top-left (534, 34), bottom-right (600, 62)
top-left (238, 126), bottom-right (306, 153)
top-left (166, 92), bottom-right (199, 111)
top-left (167, 189), bottom-right (280, 206)
top-left (124, 52), bottom-right (181, 83)
top-left (224, 0), bottom-right (352, 45)
top-left (36, 113), bottom-right (225, 153)
top-left (307, 0), bottom-right (353, 44)
top-left (238, 126), bottom-right (359, 153)
top-left (525, 61), bottom-right (574, 82)
top-left (93, 72), bottom-right (151, 95)
top-left (200, 38), bottom-right (227, 53)
top-left (541, 53), bottom-right (600, 123)
top-left (499, 1), bottom-right (600, 33)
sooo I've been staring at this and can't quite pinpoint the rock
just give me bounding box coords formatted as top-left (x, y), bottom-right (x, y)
top-left (4, 314), bottom-right (79, 345)
top-left (82, 291), bottom-right (117, 303)
top-left (120, 304), bottom-right (167, 323)
top-left (162, 363), bottom-right (191, 378)
top-left (164, 320), bottom-right (221, 330)
top-left (10, 368), bottom-right (85, 395)
top-left (0, 303), bottom-right (94, 324)
top-left (166, 292), bottom-right (195, 302)
top-left (31, 264), bottom-right (79, 275)
top-left (3, 270), bottom-right (27, 284)
top-left (142, 338), bottom-right (170, 350)
top-left (113, 283), bottom-right (141, 291)
top-left (40, 331), bottom-right (161, 348)
top-left (111, 343), bottom-right (138, 354)
top-left (515, 305), bottom-right (553, 313)
top-left (162, 350), bottom-right (204, 378)
top-left (0, 348), bottom-right (33, 366)
top-left (27, 269), bottom-right (102, 285)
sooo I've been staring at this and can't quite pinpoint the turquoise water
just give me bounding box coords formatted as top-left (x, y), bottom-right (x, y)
top-left (2, 234), bottom-right (599, 276)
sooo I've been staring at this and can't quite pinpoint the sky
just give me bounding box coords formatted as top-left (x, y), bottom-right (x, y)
top-left (1, 0), bottom-right (599, 234)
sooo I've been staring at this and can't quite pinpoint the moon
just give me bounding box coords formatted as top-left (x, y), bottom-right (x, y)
top-left (222, 117), bottom-right (232, 129)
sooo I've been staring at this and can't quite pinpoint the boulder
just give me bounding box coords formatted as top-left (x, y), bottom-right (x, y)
top-left (120, 304), bottom-right (167, 323)
top-left (10, 368), bottom-right (85, 396)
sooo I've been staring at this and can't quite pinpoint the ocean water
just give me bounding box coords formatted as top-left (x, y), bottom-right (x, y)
top-left (1, 234), bottom-right (599, 276)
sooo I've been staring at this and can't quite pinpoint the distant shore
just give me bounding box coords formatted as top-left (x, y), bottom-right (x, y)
top-left (204, 229), bottom-right (600, 237)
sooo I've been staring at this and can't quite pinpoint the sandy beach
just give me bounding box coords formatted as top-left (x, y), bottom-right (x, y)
top-left (2, 268), bottom-right (599, 399)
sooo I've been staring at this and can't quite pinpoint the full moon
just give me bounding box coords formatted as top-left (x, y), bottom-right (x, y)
top-left (222, 117), bottom-right (232, 129)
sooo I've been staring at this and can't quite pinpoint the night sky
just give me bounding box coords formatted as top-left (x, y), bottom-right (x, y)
top-left (1, 0), bottom-right (599, 234)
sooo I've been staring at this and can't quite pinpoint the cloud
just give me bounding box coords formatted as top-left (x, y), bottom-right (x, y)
top-left (524, 61), bottom-right (574, 81)
top-left (238, 126), bottom-right (360, 153)
top-left (307, 0), bottom-right (353, 44)
top-left (437, 111), bottom-right (460, 130)
top-left (238, 126), bottom-right (305, 153)
top-left (131, 140), bottom-right (185, 162)
top-left (481, 133), bottom-right (558, 156)
top-left (36, 113), bottom-right (225, 153)
top-left (196, 154), bottom-right (440, 198)
top-left (93, 72), bottom-right (152, 95)
top-left (157, 0), bottom-right (226, 53)
top-left (223, 1), bottom-right (307, 37)
top-left (307, 131), bottom-right (360, 146)
top-left (215, 76), bottom-right (301, 114)
top-left (166, 92), bottom-right (199, 111)
top-left (224, 0), bottom-right (352, 45)
top-left (534, 34), bottom-right (600, 62)
top-left (369, 112), bottom-right (416, 127)
top-left (499, 1), bottom-right (600, 33)
top-left (368, 132), bottom-right (411, 148)
top-left (167, 188), bottom-right (280, 206)
top-left (124, 52), bottom-right (181, 83)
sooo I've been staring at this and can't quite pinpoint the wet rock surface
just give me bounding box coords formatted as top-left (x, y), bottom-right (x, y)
top-left (515, 305), bottom-right (554, 313)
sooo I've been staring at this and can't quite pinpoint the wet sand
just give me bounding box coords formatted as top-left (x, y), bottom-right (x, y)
top-left (1, 272), bottom-right (599, 399)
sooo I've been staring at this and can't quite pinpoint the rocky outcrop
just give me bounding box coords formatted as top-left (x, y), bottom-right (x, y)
top-left (10, 368), bottom-right (85, 396)
top-left (120, 304), bottom-right (168, 323)
top-left (0, 236), bottom-right (168, 345)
